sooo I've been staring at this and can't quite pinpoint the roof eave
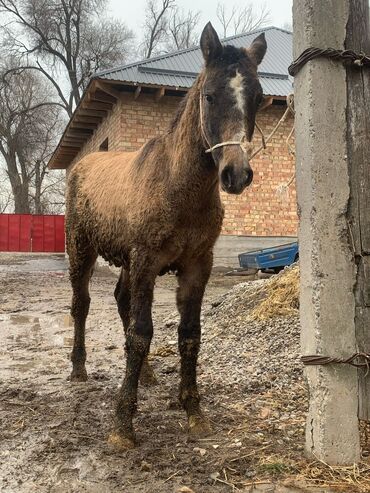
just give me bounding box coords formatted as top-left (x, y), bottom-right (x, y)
top-left (48, 77), bottom-right (289, 170)
top-left (48, 78), bottom-right (190, 170)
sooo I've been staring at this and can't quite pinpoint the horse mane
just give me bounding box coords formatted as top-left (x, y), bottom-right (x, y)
top-left (168, 92), bottom-right (190, 133)
top-left (215, 45), bottom-right (248, 66)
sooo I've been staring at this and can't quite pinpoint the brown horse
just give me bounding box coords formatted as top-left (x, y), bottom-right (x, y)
top-left (66, 22), bottom-right (267, 449)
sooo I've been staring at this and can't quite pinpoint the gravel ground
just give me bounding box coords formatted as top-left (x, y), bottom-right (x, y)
top-left (0, 254), bottom-right (364, 492)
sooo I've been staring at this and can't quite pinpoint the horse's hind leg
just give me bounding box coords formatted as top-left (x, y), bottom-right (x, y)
top-left (69, 239), bottom-right (97, 381)
top-left (115, 268), bottom-right (157, 386)
top-left (176, 251), bottom-right (213, 436)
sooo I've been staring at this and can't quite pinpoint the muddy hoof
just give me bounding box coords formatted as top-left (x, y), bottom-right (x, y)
top-left (188, 414), bottom-right (212, 437)
top-left (108, 431), bottom-right (136, 450)
top-left (139, 363), bottom-right (158, 387)
top-left (69, 368), bottom-right (88, 382)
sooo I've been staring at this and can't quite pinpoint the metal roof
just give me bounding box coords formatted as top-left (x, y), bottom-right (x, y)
top-left (49, 26), bottom-right (293, 170)
top-left (94, 26), bottom-right (293, 96)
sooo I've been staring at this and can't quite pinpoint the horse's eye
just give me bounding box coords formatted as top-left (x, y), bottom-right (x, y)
top-left (205, 94), bottom-right (214, 104)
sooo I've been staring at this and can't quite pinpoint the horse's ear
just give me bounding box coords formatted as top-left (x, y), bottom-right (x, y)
top-left (200, 22), bottom-right (222, 65)
top-left (247, 33), bottom-right (267, 65)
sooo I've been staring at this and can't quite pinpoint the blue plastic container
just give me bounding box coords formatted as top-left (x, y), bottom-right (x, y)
top-left (238, 242), bottom-right (299, 271)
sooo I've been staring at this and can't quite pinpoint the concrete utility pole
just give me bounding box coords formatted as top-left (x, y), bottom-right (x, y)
top-left (293, 0), bottom-right (370, 465)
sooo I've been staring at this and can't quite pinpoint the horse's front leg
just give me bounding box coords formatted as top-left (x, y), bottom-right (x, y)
top-left (109, 254), bottom-right (156, 449)
top-left (177, 251), bottom-right (213, 436)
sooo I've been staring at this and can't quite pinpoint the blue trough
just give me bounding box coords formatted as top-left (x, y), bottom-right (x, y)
top-left (238, 242), bottom-right (299, 272)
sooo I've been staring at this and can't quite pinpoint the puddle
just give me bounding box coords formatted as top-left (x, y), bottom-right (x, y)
top-left (13, 361), bottom-right (38, 372)
top-left (10, 314), bottom-right (31, 324)
top-left (63, 336), bottom-right (74, 346)
top-left (0, 255), bottom-right (68, 273)
top-left (0, 311), bottom-right (72, 379)
top-left (1, 312), bottom-right (69, 348)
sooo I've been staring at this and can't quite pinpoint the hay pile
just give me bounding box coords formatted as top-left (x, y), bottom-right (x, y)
top-left (196, 265), bottom-right (370, 492)
top-left (250, 264), bottom-right (299, 320)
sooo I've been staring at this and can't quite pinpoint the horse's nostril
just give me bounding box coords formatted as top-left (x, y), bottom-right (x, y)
top-left (221, 166), bottom-right (252, 193)
top-left (244, 168), bottom-right (253, 186)
top-left (221, 166), bottom-right (233, 190)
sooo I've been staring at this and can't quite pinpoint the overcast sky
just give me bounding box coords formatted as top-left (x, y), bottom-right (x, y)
top-left (109, 0), bottom-right (293, 39)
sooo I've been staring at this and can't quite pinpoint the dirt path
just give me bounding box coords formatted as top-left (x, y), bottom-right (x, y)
top-left (3, 254), bottom-right (350, 493)
top-left (1, 254), bottom-right (272, 493)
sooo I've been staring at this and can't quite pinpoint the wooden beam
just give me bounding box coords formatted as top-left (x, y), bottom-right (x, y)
top-left (64, 146), bottom-right (83, 155)
top-left (68, 128), bottom-right (94, 135)
top-left (91, 90), bottom-right (116, 104)
top-left (155, 87), bottom-right (165, 102)
top-left (59, 145), bottom-right (80, 150)
top-left (57, 154), bottom-right (79, 159)
top-left (65, 131), bottom-right (88, 137)
top-left (82, 101), bottom-right (113, 111)
top-left (74, 116), bottom-right (103, 124)
top-left (63, 137), bottom-right (87, 144)
top-left (70, 121), bottom-right (98, 130)
top-left (58, 154), bottom-right (79, 159)
top-left (134, 86), bottom-right (142, 100)
top-left (78, 109), bottom-right (107, 118)
top-left (95, 80), bottom-right (123, 100)
top-left (65, 131), bottom-right (89, 138)
top-left (55, 157), bottom-right (73, 162)
top-left (56, 148), bottom-right (79, 154)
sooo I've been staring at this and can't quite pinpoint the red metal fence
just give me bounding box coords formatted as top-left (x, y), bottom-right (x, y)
top-left (0, 214), bottom-right (65, 253)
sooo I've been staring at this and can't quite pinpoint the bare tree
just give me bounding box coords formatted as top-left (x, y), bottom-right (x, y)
top-left (0, 0), bottom-right (134, 116)
top-left (37, 172), bottom-right (66, 214)
top-left (0, 63), bottom-right (63, 213)
top-left (216, 2), bottom-right (271, 38)
top-left (28, 117), bottom-right (66, 214)
top-left (166, 8), bottom-right (200, 51)
top-left (141, 0), bottom-right (175, 58)
top-left (0, 170), bottom-right (13, 212)
top-left (141, 0), bottom-right (200, 57)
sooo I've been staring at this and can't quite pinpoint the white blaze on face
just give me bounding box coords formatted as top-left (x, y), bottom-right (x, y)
top-left (229, 70), bottom-right (245, 115)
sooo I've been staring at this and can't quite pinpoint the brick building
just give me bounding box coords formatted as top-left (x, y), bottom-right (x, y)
top-left (49, 27), bottom-right (296, 242)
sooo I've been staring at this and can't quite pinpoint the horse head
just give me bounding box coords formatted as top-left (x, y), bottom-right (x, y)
top-left (199, 22), bottom-right (269, 194)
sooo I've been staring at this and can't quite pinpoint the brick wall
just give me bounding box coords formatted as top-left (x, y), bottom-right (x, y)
top-left (221, 106), bottom-right (297, 237)
top-left (69, 98), bottom-right (123, 164)
top-left (70, 92), bottom-right (297, 237)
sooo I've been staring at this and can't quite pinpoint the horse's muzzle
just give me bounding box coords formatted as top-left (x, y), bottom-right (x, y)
top-left (220, 165), bottom-right (253, 194)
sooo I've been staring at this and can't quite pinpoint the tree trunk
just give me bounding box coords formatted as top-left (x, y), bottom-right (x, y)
top-left (33, 160), bottom-right (42, 214)
top-left (69, 72), bottom-right (81, 109)
top-left (5, 153), bottom-right (31, 214)
top-left (13, 182), bottom-right (31, 214)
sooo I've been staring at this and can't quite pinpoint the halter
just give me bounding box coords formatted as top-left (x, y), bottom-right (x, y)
top-left (199, 93), bottom-right (254, 156)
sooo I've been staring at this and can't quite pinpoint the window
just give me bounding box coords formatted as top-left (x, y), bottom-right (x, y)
top-left (99, 138), bottom-right (108, 151)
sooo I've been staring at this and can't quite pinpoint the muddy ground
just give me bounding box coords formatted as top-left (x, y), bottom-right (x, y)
top-left (0, 254), bottom-right (333, 493)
